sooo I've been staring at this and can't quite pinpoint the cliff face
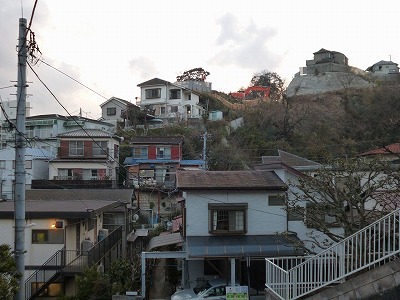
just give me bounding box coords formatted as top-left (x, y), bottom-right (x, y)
top-left (286, 72), bottom-right (373, 97)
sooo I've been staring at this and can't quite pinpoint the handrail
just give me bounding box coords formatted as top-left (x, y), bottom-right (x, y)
top-left (25, 226), bottom-right (123, 300)
top-left (266, 207), bottom-right (400, 299)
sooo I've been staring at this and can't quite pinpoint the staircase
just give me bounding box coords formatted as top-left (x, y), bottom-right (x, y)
top-left (265, 207), bottom-right (400, 300)
top-left (25, 226), bottom-right (123, 300)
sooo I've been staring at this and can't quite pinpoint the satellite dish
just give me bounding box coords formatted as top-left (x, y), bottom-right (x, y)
top-left (132, 214), bottom-right (139, 222)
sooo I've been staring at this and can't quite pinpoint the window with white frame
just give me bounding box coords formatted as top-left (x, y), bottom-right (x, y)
top-left (69, 141), bottom-right (84, 156)
top-left (92, 141), bottom-right (107, 157)
top-left (160, 107), bottom-right (166, 114)
top-left (145, 88), bottom-right (161, 99)
top-left (209, 203), bottom-right (247, 234)
top-left (156, 147), bottom-right (171, 159)
top-left (133, 147), bottom-right (148, 159)
top-left (0, 161), bottom-right (5, 169)
top-left (58, 169), bottom-right (73, 180)
top-left (305, 202), bottom-right (339, 228)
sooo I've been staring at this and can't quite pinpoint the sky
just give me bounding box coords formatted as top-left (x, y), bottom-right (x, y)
top-left (1, 0), bottom-right (399, 120)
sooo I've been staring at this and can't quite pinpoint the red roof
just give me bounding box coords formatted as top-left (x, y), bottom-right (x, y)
top-left (359, 143), bottom-right (400, 156)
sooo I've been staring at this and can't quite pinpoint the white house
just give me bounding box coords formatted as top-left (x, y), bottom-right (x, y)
top-left (137, 78), bottom-right (205, 123)
top-left (366, 60), bottom-right (399, 75)
top-left (174, 170), bottom-right (303, 294)
top-left (99, 96), bottom-right (139, 127)
top-left (0, 147), bottom-right (54, 201)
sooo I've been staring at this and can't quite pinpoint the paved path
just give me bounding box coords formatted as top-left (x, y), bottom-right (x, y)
top-left (149, 258), bottom-right (171, 300)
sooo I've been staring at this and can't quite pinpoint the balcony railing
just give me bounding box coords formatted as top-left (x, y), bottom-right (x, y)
top-left (32, 179), bottom-right (113, 189)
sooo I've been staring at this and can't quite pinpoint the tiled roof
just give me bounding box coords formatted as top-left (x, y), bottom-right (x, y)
top-left (176, 170), bottom-right (286, 190)
top-left (26, 189), bottom-right (134, 202)
top-left (129, 136), bottom-right (184, 145)
top-left (58, 129), bottom-right (120, 139)
top-left (358, 143), bottom-right (400, 156)
top-left (137, 77), bottom-right (170, 87)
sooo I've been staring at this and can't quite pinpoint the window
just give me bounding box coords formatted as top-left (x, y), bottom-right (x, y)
top-left (209, 203), bottom-right (247, 234)
top-left (32, 229), bottom-right (64, 244)
top-left (86, 218), bottom-right (95, 231)
top-left (58, 169), bottom-right (73, 180)
top-left (0, 161), bottom-right (5, 169)
top-left (114, 144), bottom-right (119, 158)
top-left (31, 283), bottom-right (62, 297)
top-left (170, 89), bottom-right (181, 99)
top-left (171, 106), bottom-right (178, 113)
top-left (268, 195), bottom-right (285, 206)
top-left (12, 160), bottom-right (32, 169)
top-left (145, 88), bottom-right (161, 99)
top-left (133, 147), bottom-right (148, 159)
top-left (91, 169), bottom-right (98, 179)
top-left (69, 141), bottom-right (84, 156)
top-left (156, 147), bottom-right (171, 159)
top-left (92, 141), bottom-right (108, 157)
top-left (160, 107), bottom-right (166, 114)
top-left (107, 107), bottom-right (116, 115)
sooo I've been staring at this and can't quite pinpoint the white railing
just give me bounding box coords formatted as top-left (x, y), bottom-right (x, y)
top-left (266, 207), bottom-right (400, 299)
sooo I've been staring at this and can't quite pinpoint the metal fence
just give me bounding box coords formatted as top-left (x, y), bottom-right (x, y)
top-left (266, 207), bottom-right (400, 299)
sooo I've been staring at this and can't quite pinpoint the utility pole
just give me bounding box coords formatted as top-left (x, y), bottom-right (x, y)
top-left (14, 17), bottom-right (27, 300)
top-left (202, 131), bottom-right (207, 170)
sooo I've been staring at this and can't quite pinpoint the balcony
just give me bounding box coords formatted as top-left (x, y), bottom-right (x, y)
top-left (32, 179), bottom-right (113, 189)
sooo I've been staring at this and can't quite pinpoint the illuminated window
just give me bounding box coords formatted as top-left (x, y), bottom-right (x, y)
top-left (32, 229), bottom-right (64, 244)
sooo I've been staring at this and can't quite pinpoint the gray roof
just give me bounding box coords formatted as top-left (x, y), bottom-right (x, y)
top-left (58, 129), bottom-right (121, 139)
top-left (261, 150), bottom-right (321, 171)
top-left (100, 96), bottom-right (134, 107)
top-left (137, 77), bottom-right (170, 87)
top-left (0, 199), bottom-right (120, 219)
top-left (176, 170), bottom-right (287, 190)
top-left (26, 189), bottom-right (134, 202)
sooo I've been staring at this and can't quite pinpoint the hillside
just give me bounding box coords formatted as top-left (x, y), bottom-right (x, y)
top-left (119, 83), bottom-right (400, 171)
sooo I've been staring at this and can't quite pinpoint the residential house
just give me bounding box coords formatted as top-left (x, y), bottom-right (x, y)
top-left (123, 136), bottom-right (185, 190)
top-left (100, 96), bottom-right (136, 127)
top-left (358, 143), bottom-right (400, 163)
top-left (0, 114), bottom-right (114, 154)
top-left (366, 60), bottom-right (399, 75)
top-left (137, 78), bottom-right (205, 123)
top-left (300, 48), bottom-right (350, 75)
top-left (0, 147), bottom-right (54, 201)
top-left (174, 170), bottom-right (304, 293)
top-left (40, 129), bottom-right (122, 189)
top-left (0, 188), bottom-right (134, 299)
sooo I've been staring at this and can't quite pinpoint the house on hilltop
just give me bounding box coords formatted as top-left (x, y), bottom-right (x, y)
top-left (366, 60), bottom-right (399, 76)
top-left (301, 48), bottom-right (349, 75)
top-left (137, 78), bottom-right (205, 124)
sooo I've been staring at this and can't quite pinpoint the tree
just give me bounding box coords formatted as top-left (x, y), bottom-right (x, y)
top-left (0, 244), bottom-right (21, 300)
top-left (109, 258), bottom-right (135, 295)
top-left (176, 67), bottom-right (210, 82)
top-left (74, 266), bottom-right (111, 300)
top-left (287, 157), bottom-right (400, 251)
top-left (250, 70), bottom-right (285, 101)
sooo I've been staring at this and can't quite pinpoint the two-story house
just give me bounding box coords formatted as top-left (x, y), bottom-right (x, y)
top-left (301, 48), bottom-right (350, 75)
top-left (137, 78), bottom-right (205, 123)
top-left (174, 170), bottom-right (304, 293)
top-left (99, 96), bottom-right (136, 127)
top-left (123, 136), bottom-right (184, 190)
top-left (0, 114), bottom-right (114, 154)
top-left (44, 129), bottom-right (122, 189)
top-left (0, 147), bottom-right (54, 201)
top-left (0, 188), bottom-right (133, 299)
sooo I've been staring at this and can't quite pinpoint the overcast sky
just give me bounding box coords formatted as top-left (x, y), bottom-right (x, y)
top-left (1, 0), bottom-right (399, 119)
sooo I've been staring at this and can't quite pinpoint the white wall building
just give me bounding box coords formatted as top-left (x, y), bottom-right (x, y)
top-left (0, 147), bottom-right (54, 201)
top-left (137, 77), bottom-right (205, 123)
